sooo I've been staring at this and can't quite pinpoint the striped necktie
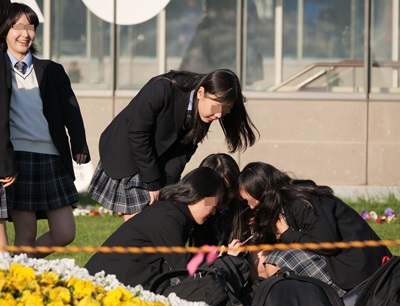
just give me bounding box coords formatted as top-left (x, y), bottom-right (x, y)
top-left (14, 61), bottom-right (27, 74)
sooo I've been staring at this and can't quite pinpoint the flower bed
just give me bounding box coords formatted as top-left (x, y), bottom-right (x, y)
top-left (359, 207), bottom-right (399, 224)
top-left (0, 253), bottom-right (207, 306)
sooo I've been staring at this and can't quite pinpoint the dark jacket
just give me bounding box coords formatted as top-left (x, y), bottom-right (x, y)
top-left (99, 72), bottom-right (197, 190)
top-left (0, 52), bottom-right (16, 178)
top-left (1, 54), bottom-right (90, 180)
top-left (280, 195), bottom-right (392, 291)
top-left (84, 200), bottom-right (194, 289)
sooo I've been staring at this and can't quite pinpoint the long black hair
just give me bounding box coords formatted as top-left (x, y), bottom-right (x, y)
top-left (0, 2), bottom-right (39, 54)
top-left (0, 0), bottom-right (11, 25)
top-left (238, 162), bottom-right (334, 244)
top-left (199, 153), bottom-right (239, 193)
top-left (158, 69), bottom-right (259, 152)
top-left (159, 167), bottom-right (226, 207)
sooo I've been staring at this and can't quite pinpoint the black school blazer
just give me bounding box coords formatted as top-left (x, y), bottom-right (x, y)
top-left (0, 52), bottom-right (16, 178)
top-left (99, 73), bottom-right (197, 188)
top-left (0, 54), bottom-right (90, 180)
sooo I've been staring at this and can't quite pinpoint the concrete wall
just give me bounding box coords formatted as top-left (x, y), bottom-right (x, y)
top-left (76, 92), bottom-right (400, 200)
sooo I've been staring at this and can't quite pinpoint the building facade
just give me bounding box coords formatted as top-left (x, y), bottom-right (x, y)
top-left (29, 0), bottom-right (400, 199)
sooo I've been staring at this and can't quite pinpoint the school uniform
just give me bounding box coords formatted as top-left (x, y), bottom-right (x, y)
top-left (89, 72), bottom-right (198, 214)
top-left (84, 200), bottom-right (194, 289)
top-left (280, 195), bottom-right (392, 291)
top-left (3, 52), bottom-right (90, 214)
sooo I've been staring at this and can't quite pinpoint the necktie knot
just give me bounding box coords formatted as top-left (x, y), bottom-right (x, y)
top-left (15, 61), bottom-right (27, 74)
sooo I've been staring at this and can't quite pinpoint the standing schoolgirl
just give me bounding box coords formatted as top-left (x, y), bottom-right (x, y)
top-left (0, 3), bottom-right (90, 257)
top-left (88, 69), bottom-right (258, 221)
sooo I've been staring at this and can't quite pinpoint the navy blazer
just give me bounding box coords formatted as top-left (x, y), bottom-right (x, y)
top-left (99, 72), bottom-right (198, 189)
top-left (0, 54), bottom-right (90, 180)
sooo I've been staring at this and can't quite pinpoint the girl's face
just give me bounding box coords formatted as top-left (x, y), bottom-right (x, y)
top-left (189, 196), bottom-right (218, 224)
top-left (239, 188), bottom-right (259, 209)
top-left (6, 14), bottom-right (35, 61)
top-left (197, 86), bottom-right (232, 123)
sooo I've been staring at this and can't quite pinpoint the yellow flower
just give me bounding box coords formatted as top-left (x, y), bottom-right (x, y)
top-left (48, 286), bottom-right (71, 304)
top-left (102, 286), bottom-right (133, 305)
top-left (75, 296), bottom-right (101, 306)
top-left (0, 263), bottom-right (171, 306)
top-left (19, 290), bottom-right (44, 306)
top-left (0, 292), bottom-right (17, 305)
top-left (67, 277), bottom-right (97, 300)
top-left (8, 264), bottom-right (38, 293)
top-left (38, 271), bottom-right (61, 288)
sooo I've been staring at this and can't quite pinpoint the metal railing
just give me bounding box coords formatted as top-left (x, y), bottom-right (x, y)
top-left (269, 60), bottom-right (400, 92)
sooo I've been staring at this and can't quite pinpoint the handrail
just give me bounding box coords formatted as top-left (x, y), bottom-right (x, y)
top-left (269, 60), bottom-right (400, 92)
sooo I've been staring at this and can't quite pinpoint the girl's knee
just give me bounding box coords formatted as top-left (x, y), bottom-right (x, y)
top-left (51, 227), bottom-right (75, 246)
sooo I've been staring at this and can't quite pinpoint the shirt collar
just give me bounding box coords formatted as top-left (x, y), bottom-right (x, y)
top-left (7, 50), bottom-right (33, 69)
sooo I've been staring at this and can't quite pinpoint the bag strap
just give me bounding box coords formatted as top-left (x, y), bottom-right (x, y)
top-left (149, 268), bottom-right (215, 293)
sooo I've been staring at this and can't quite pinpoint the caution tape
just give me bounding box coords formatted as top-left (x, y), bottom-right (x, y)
top-left (1, 239), bottom-right (400, 254)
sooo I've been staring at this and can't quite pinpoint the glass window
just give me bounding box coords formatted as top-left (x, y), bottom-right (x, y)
top-left (371, 0), bottom-right (400, 92)
top-left (51, 0), bottom-right (111, 89)
top-left (116, 18), bottom-right (158, 89)
top-left (166, 0), bottom-right (239, 78)
top-left (37, 0), bottom-right (398, 94)
top-left (259, 0), bottom-right (366, 93)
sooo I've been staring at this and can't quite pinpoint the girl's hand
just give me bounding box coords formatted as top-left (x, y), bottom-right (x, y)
top-left (149, 190), bottom-right (160, 205)
top-left (276, 213), bottom-right (289, 239)
top-left (226, 239), bottom-right (244, 256)
top-left (0, 174), bottom-right (18, 187)
top-left (75, 153), bottom-right (87, 164)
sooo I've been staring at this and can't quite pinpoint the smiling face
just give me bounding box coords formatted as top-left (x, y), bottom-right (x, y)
top-left (6, 13), bottom-right (35, 61)
top-left (239, 188), bottom-right (259, 209)
top-left (197, 86), bottom-right (232, 123)
top-left (188, 196), bottom-right (218, 224)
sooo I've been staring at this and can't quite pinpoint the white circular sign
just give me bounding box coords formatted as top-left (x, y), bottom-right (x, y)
top-left (82, 0), bottom-right (170, 25)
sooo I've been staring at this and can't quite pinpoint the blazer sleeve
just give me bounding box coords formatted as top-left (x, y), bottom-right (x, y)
top-left (51, 62), bottom-right (90, 162)
top-left (280, 197), bottom-right (342, 256)
top-left (0, 53), bottom-right (17, 178)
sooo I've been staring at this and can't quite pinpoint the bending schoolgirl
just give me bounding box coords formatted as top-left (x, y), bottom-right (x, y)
top-left (88, 69), bottom-right (258, 221)
top-left (85, 167), bottom-right (226, 289)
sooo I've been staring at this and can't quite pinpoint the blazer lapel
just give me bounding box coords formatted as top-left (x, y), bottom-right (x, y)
top-left (32, 57), bottom-right (47, 98)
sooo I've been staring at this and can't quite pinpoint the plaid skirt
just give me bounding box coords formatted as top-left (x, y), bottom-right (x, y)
top-left (0, 184), bottom-right (7, 219)
top-left (6, 151), bottom-right (79, 215)
top-left (87, 161), bottom-right (150, 214)
top-left (265, 249), bottom-right (346, 296)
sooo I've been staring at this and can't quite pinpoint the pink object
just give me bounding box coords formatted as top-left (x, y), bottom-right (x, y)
top-left (186, 245), bottom-right (218, 275)
top-left (205, 245), bottom-right (218, 263)
top-left (187, 252), bottom-right (205, 276)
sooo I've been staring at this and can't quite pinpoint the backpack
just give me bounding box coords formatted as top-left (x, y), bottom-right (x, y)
top-left (349, 256), bottom-right (400, 306)
top-left (149, 254), bottom-right (250, 306)
top-left (250, 268), bottom-right (344, 306)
